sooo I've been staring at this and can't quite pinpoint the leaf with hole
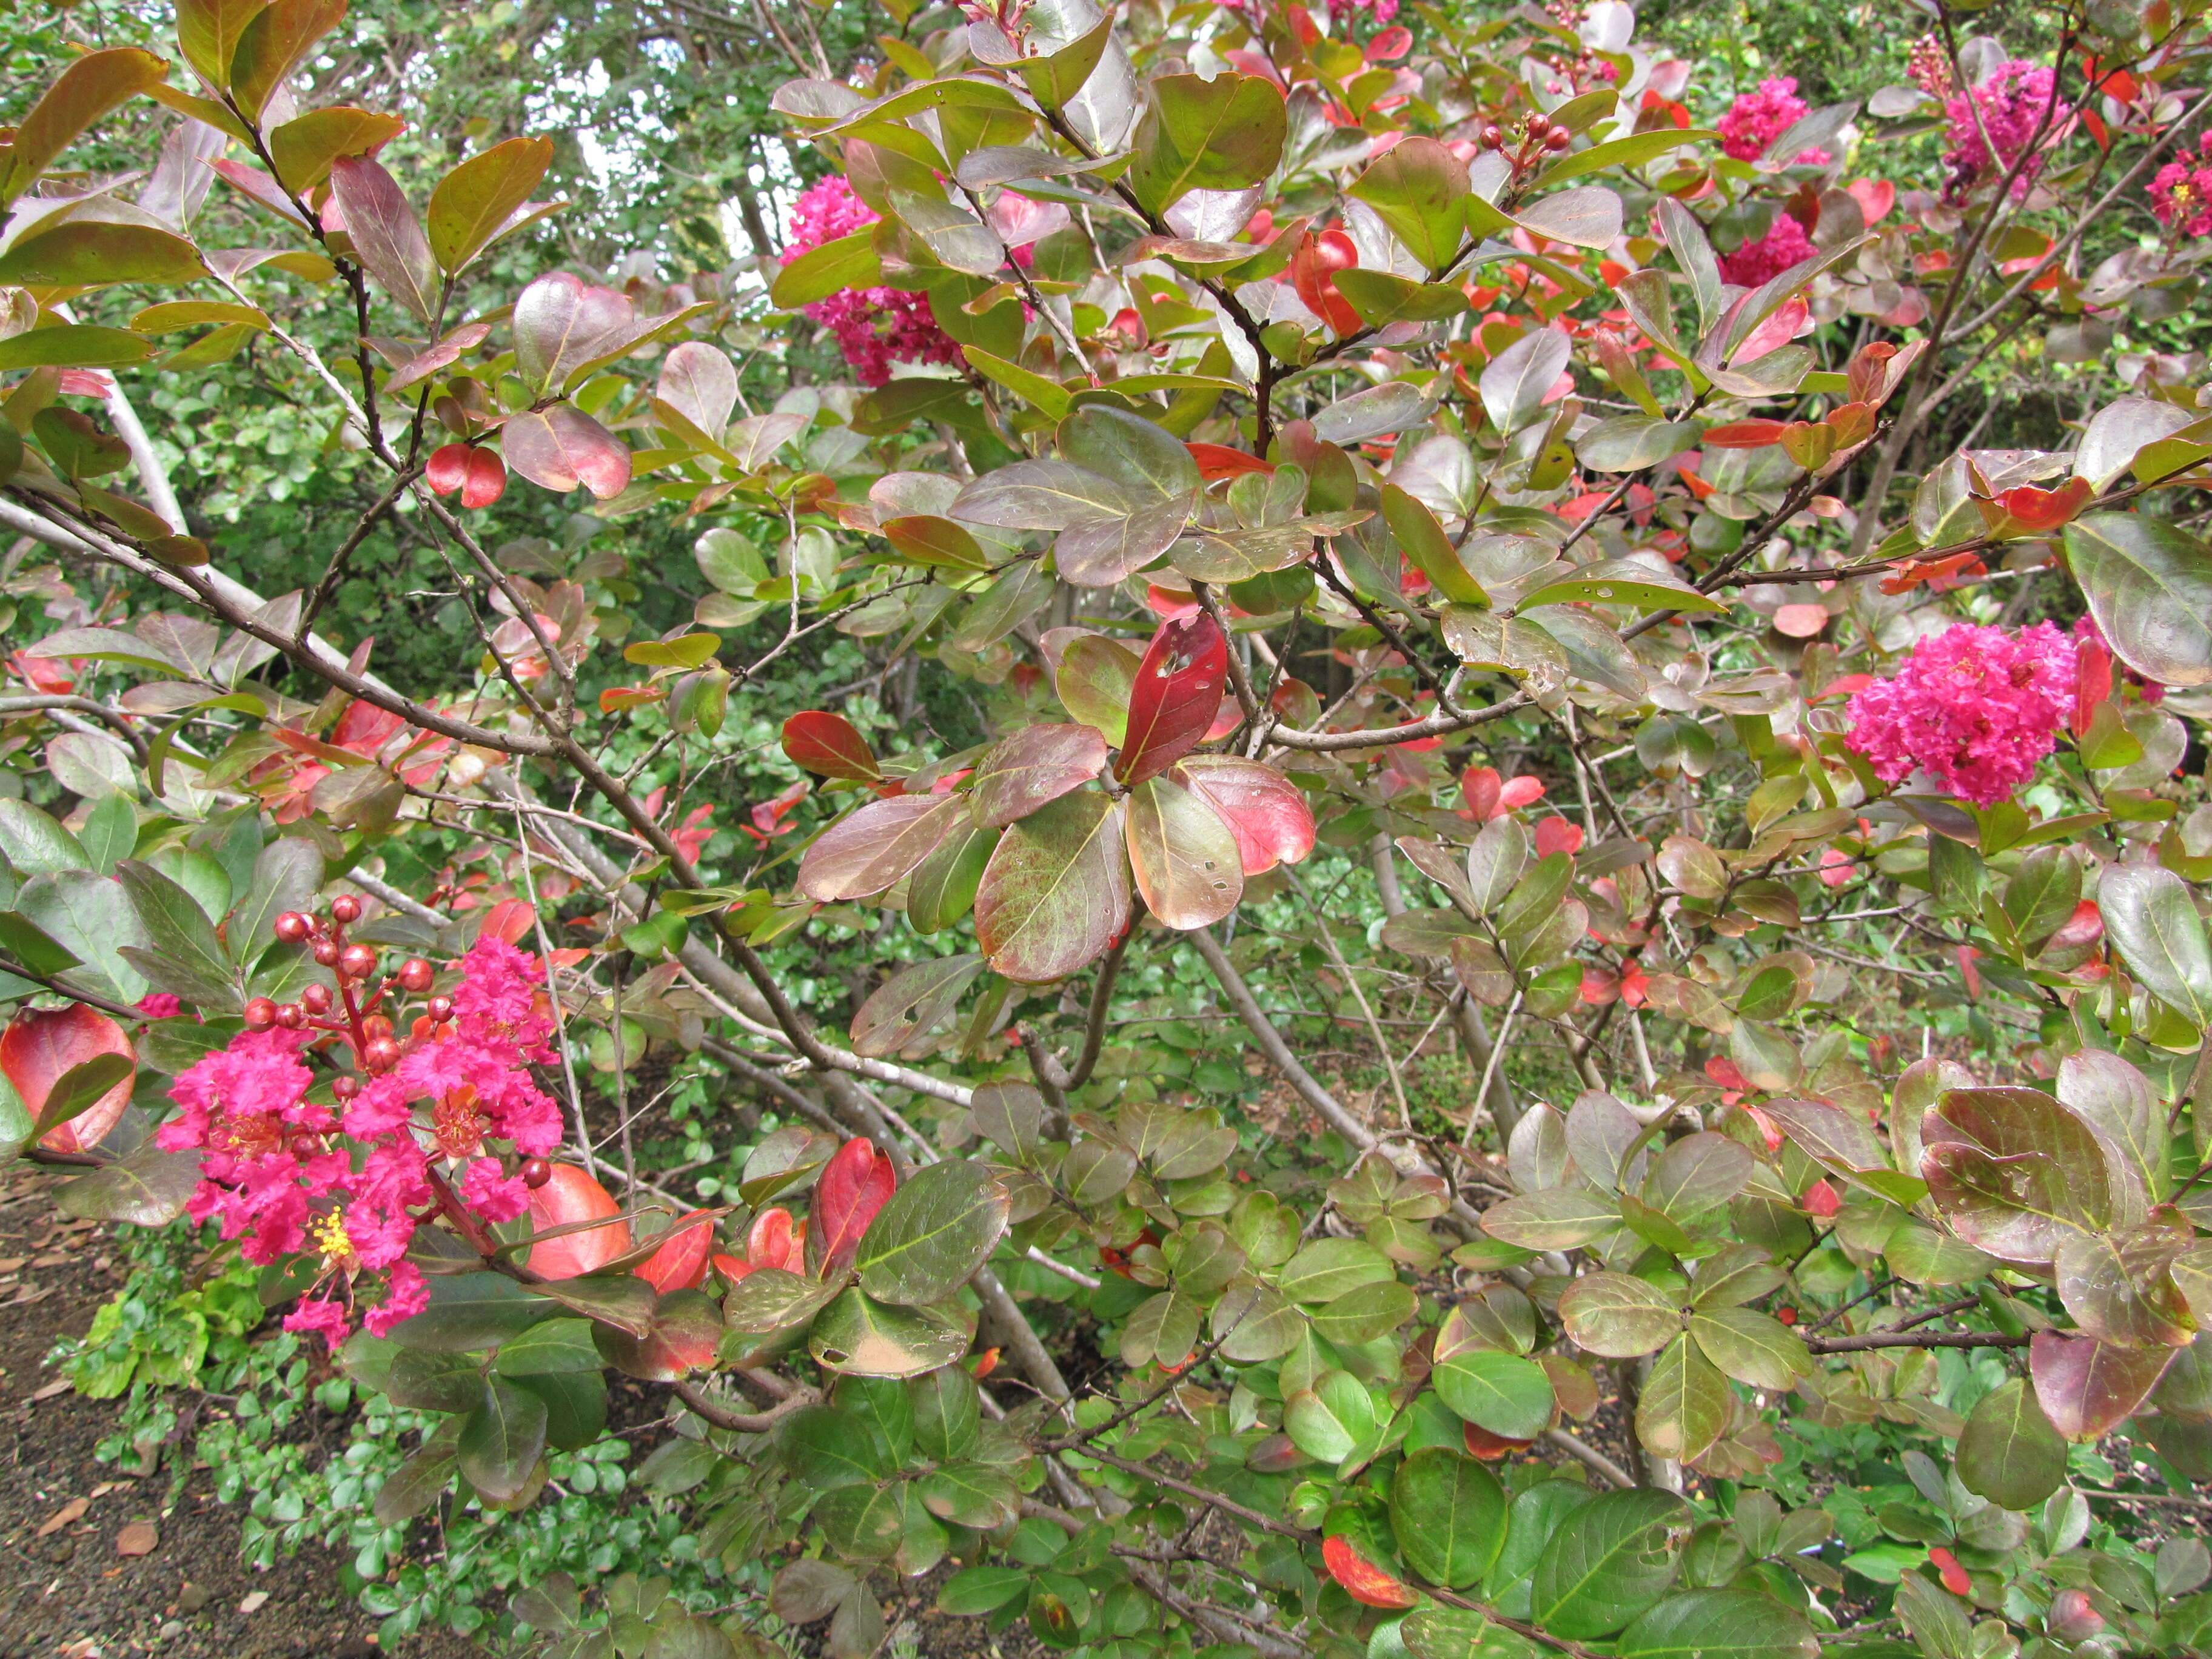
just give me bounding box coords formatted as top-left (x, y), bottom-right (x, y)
top-left (854, 1159), bottom-right (1009, 1307)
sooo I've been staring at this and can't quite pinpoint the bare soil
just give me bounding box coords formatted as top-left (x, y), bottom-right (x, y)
top-left (0, 1181), bottom-right (478, 1659)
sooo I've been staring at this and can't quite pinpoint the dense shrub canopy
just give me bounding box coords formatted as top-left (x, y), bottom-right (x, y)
top-left (6, 0), bottom-right (2212, 1654)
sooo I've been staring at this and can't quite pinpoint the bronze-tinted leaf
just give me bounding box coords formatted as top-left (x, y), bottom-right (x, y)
top-left (329, 155), bottom-right (440, 326)
top-left (797, 793), bottom-right (964, 903)
top-left (2030, 1328), bottom-right (2173, 1441)
top-left (1114, 611), bottom-right (1227, 786)
top-left (1920, 1087), bottom-right (2127, 1265)
top-left (1124, 776), bottom-right (1241, 930)
top-left (973, 789), bottom-right (1130, 984)
top-left (970, 723), bottom-right (1108, 828)
top-left (1175, 756), bottom-right (1315, 874)
top-left (500, 404), bottom-right (631, 500)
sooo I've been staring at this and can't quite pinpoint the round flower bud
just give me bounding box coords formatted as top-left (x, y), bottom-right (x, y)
top-left (426, 994), bottom-right (455, 1023)
top-left (244, 997), bottom-right (278, 1028)
top-left (363, 1014), bottom-right (395, 1042)
top-left (398, 957), bottom-right (434, 993)
top-left (1545, 127), bottom-right (1572, 151)
top-left (522, 1158), bottom-right (553, 1189)
top-left (330, 896), bottom-right (363, 926)
top-left (300, 983), bottom-right (333, 1016)
top-left (331, 1075), bottom-right (361, 1101)
top-left (312, 939), bottom-right (341, 968)
top-left (339, 943), bottom-right (378, 981)
top-left (273, 1003), bottom-right (305, 1029)
top-left (289, 1133), bottom-right (321, 1157)
top-left (1525, 113), bottom-right (1552, 138)
top-left (273, 912), bottom-right (310, 943)
top-left (1481, 124), bottom-right (1506, 149)
top-left (364, 1036), bottom-right (401, 1073)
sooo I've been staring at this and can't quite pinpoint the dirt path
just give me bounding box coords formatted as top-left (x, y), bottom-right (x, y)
top-left (0, 1183), bottom-right (478, 1659)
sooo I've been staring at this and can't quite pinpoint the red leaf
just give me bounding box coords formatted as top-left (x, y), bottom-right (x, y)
top-left (1366, 24), bottom-right (1413, 59)
top-left (782, 711), bottom-right (881, 782)
top-left (635, 1212), bottom-right (714, 1293)
top-left (1176, 756), bottom-right (1316, 874)
top-left (525, 1164), bottom-right (632, 1279)
top-left (426, 443), bottom-right (471, 495)
top-left (1115, 612), bottom-right (1228, 786)
top-left (711, 1251), bottom-right (751, 1284)
top-left (2031, 1328), bottom-right (2172, 1440)
top-left (1, 1004), bottom-right (134, 1155)
top-left (797, 793), bottom-right (963, 902)
top-left (501, 403), bottom-right (632, 500)
top-left (329, 156), bottom-right (439, 326)
top-left (812, 1138), bottom-right (895, 1275)
top-left (461, 447), bottom-right (506, 509)
top-left (1994, 475), bottom-right (2093, 532)
top-left (1462, 1420), bottom-right (1534, 1459)
top-left (1322, 1535), bottom-right (1418, 1609)
top-left (1702, 420), bottom-right (1789, 449)
top-left (1185, 442), bottom-right (1273, 481)
top-left (1928, 1547), bottom-right (1971, 1597)
top-left (478, 899), bottom-right (537, 945)
top-left (1801, 1178), bottom-right (1842, 1218)
top-left (2048, 900), bottom-right (2103, 951)
top-left (1533, 817), bottom-right (1584, 859)
top-left (1846, 177), bottom-right (1895, 225)
top-left (747, 1207), bottom-right (801, 1274)
top-left (1290, 229), bottom-right (1361, 336)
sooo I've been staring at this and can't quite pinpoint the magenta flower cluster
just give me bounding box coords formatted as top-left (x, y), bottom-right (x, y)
top-left (779, 176), bottom-right (964, 388)
top-left (159, 936), bottom-right (566, 1348)
top-left (1720, 212), bottom-right (1815, 287)
top-left (1945, 61), bottom-right (2070, 198)
top-left (1717, 76), bottom-right (1828, 165)
top-left (2151, 132), bottom-right (2212, 239)
top-left (1845, 622), bottom-right (2077, 807)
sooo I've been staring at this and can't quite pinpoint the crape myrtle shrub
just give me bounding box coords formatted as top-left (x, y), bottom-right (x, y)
top-left (8, 0), bottom-right (2212, 1656)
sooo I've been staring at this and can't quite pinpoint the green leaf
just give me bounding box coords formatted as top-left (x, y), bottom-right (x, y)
top-left (1277, 1237), bottom-right (1396, 1303)
top-left (1284, 1368), bottom-right (1376, 1462)
top-left (1956, 1378), bottom-right (2068, 1510)
top-left (1558, 1271), bottom-right (1681, 1358)
top-left (1349, 136), bottom-right (1470, 273)
top-left (1127, 73), bottom-right (1287, 215)
top-left (493, 1317), bottom-right (607, 1376)
top-left (1528, 1488), bottom-right (1691, 1639)
top-left (228, 0), bottom-right (347, 121)
top-left (0, 322), bottom-right (161, 372)
top-left (1390, 1448), bottom-right (1507, 1587)
top-left (1310, 1279), bottom-right (1419, 1347)
top-left (427, 135), bottom-right (554, 273)
top-left (910, 1364), bottom-right (981, 1463)
top-left (1432, 1349), bottom-right (1555, 1439)
top-left (2097, 863), bottom-right (2212, 1025)
top-left (0, 800), bottom-right (90, 876)
top-left (938, 1565), bottom-right (1030, 1615)
top-left (808, 1288), bottom-right (971, 1378)
top-left (1383, 484), bottom-right (1486, 605)
top-left (1403, 1604), bottom-right (1546, 1658)
top-left (0, 48), bottom-right (170, 205)
top-left (458, 1375), bottom-right (550, 1503)
top-left (30, 1053), bottom-right (135, 1141)
top-left (780, 1404), bottom-right (889, 1488)
top-left (1687, 1308), bottom-right (1809, 1390)
top-left (773, 229), bottom-right (882, 308)
top-left (0, 221), bottom-right (206, 288)
top-left (856, 1159), bottom-right (1010, 1306)
top-left (385, 1272), bottom-right (558, 1353)
top-left (373, 1438), bottom-right (457, 1526)
top-left (515, 1368), bottom-right (607, 1452)
top-left (1615, 1589), bottom-right (1819, 1659)
top-left (1535, 129), bottom-right (1719, 187)
top-left (1577, 415), bottom-right (1702, 474)
top-left (623, 632), bottom-right (721, 671)
top-left (2064, 514), bottom-right (2212, 688)
top-left (1635, 1333), bottom-right (1732, 1464)
top-left (919, 1463), bottom-right (1021, 1530)
top-left (116, 859), bottom-right (235, 1004)
top-left (1519, 559), bottom-right (1726, 614)
top-left (53, 1145), bottom-right (201, 1225)
top-left (962, 347), bottom-right (1073, 419)
top-left (1332, 268), bottom-right (1473, 327)
top-left (0, 910), bottom-right (81, 977)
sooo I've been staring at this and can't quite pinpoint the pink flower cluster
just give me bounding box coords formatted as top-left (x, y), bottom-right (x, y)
top-left (1329, 0), bottom-right (1402, 22)
top-left (1845, 622), bottom-right (2077, 806)
top-left (1717, 77), bottom-right (1828, 165)
top-left (159, 936), bottom-right (567, 1347)
top-left (1945, 61), bottom-right (2069, 199)
top-left (780, 176), bottom-right (964, 388)
top-left (1720, 212), bottom-right (1815, 287)
top-left (2151, 132), bottom-right (2212, 239)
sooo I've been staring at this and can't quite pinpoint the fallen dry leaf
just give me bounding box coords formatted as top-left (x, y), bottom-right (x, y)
top-left (30, 1253), bottom-right (69, 1269)
top-left (0, 1256), bottom-right (25, 1270)
top-left (115, 1521), bottom-right (158, 1557)
top-left (29, 1378), bottom-right (70, 1401)
top-left (238, 1590), bottom-right (270, 1615)
top-left (36, 1496), bottom-right (89, 1537)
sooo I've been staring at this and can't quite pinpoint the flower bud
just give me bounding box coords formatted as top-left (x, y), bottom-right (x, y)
top-left (273, 1003), bottom-right (305, 1029)
top-left (332, 1075), bottom-right (361, 1101)
top-left (1525, 113), bottom-right (1552, 139)
top-left (273, 913), bottom-right (310, 943)
top-left (289, 1132), bottom-right (321, 1156)
top-left (364, 1036), bottom-right (401, 1073)
top-left (1545, 126), bottom-right (1572, 150)
top-left (426, 994), bottom-right (455, 1023)
top-left (300, 983), bottom-right (333, 1016)
top-left (339, 943), bottom-right (378, 981)
top-left (522, 1158), bottom-right (553, 1189)
top-left (398, 957), bottom-right (434, 993)
top-left (244, 997), bottom-right (278, 1028)
top-left (313, 939), bottom-right (341, 967)
top-left (363, 1014), bottom-right (395, 1042)
top-left (1480, 124), bottom-right (1506, 149)
top-left (330, 896), bottom-right (362, 926)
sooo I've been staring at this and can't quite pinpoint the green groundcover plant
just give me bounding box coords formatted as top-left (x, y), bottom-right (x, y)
top-left (6, 0), bottom-right (2212, 1653)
